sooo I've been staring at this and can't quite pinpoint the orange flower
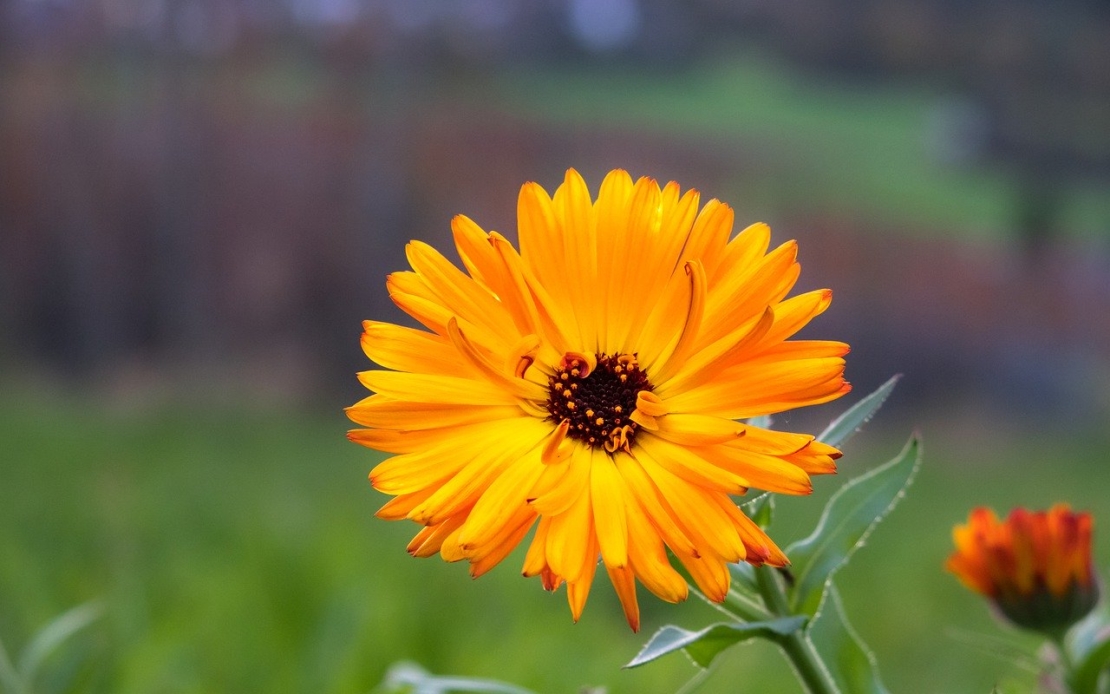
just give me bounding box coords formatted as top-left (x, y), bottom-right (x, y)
top-left (947, 505), bottom-right (1098, 633)
top-left (348, 169), bottom-right (849, 630)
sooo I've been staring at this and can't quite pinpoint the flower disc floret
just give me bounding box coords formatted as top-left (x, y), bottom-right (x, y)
top-left (546, 353), bottom-right (653, 453)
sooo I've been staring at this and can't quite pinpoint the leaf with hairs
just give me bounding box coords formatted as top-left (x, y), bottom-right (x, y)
top-left (808, 585), bottom-right (890, 694)
top-left (786, 436), bottom-right (921, 617)
top-left (818, 375), bottom-right (900, 448)
top-left (626, 618), bottom-right (807, 670)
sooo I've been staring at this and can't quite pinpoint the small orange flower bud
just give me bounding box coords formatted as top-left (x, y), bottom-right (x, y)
top-left (946, 504), bottom-right (1098, 634)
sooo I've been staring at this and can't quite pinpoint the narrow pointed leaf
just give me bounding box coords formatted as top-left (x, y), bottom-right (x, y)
top-left (808, 585), bottom-right (890, 694)
top-left (1065, 626), bottom-right (1110, 692)
top-left (626, 617), bottom-right (807, 669)
top-left (17, 600), bottom-right (103, 684)
top-left (818, 375), bottom-right (900, 448)
top-left (786, 435), bottom-right (921, 616)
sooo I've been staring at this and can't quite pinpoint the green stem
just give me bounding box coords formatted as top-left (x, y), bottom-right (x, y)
top-left (1048, 632), bottom-right (1082, 694)
top-left (755, 567), bottom-right (840, 694)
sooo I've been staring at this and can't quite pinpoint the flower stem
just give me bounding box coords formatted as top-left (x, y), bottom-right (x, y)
top-left (755, 567), bottom-right (841, 694)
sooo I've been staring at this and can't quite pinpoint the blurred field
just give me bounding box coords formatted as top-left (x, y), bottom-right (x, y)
top-left (3, 5), bottom-right (1109, 693)
top-left (3, 386), bottom-right (1108, 694)
top-left (493, 55), bottom-right (1110, 239)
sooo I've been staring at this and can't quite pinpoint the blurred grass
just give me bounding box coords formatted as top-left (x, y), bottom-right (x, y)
top-left (3, 390), bottom-right (1109, 693)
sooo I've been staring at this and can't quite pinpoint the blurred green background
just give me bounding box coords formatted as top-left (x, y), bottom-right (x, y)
top-left (2, 1), bottom-right (1109, 692)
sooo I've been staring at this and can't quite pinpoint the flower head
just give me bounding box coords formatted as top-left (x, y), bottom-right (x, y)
top-left (348, 169), bottom-right (850, 630)
top-left (947, 505), bottom-right (1098, 633)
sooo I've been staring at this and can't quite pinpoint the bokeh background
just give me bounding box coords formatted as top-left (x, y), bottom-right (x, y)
top-left (2, 1), bottom-right (1110, 692)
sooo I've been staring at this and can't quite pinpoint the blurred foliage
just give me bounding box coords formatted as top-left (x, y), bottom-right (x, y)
top-left (2, 391), bottom-right (1110, 692)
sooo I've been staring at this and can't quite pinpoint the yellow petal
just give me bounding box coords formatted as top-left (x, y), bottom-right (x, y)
top-left (747, 289), bottom-right (834, 351)
top-left (590, 450), bottom-right (629, 568)
top-left (450, 214), bottom-right (500, 290)
top-left (345, 395), bottom-right (521, 430)
top-left (405, 240), bottom-right (518, 339)
top-left (635, 434), bottom-right (748, 494)
top-left (677, 553), bottom-right (730, 603)
top-left (460, 448), bottom-right (546, 549)
top-left (607, 564), bottom-right (640, 632)
top-left (612, 453), bottom-right (698, 558)
top-left (406, 419), bottom-right (548, 524)
top-left (567, 532), bottom-right (601, 622)
top-left (713, 221), bottom-right (771, 285)
top-left (522, 517), bottom-right (553, 578)
top-left (467, 506), bottom-right (537, 576)
top-left (650, 412), bottom-right (745, 446)
top-left (635, 391), bottom-right (669, 417)
top-left (655, 306), bottom-right (774, 397)
top-left (641, 261), bottom-right (706, 382)
top-left (711, 494), bottom-right (788, 566)
top-left (634, 446), bottom-right (746, 562)
top-left (349, 420), bottom-right (524, 454)
top-left (439, 523), bottom-right (467, 562)
top-left (360, 320), bottom-right (466, 376)
top-left (357, 370), bottom-right (520, 407)
top-left (545, 485), bottom-right (594, 583)
top-left (625, 499), bottom-right (689, 603)
top-left (407, 514), bottom-right (467, 558)
top-left (375, 488), bottom-right (436, 520)
top-left (664, 357), bottom-right (849, 419)
top-left (445, 318), bottom-right (547, 401)
top-left (700, 240), bottom-right (799, 347)
top-left (529, 443), bottom-right (591, 516)
top-left (781, 440), bottom-right (841, 475)
top-left (693, 443), bottom-right (814, 496)
top-left (551, 169), bottom-right (597, 349)
top-left (370, 427), bottom-right (505, 495)
top-left (606, 176), bottom-right (662, 351)
top-left (677, 198), bottom-right (731, 280)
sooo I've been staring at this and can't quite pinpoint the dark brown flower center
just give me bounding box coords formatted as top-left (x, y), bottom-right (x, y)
top-left (545, 353), bottom-right (653, 453)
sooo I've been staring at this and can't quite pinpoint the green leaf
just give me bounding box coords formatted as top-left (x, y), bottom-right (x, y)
top-left (625, 617), bottom-right (807, 670)
top-left (1065, 599), bottom-right (1110, 692)
top-left (808, 585), bottom-right (890, 694)
top-left (786, 435), bottom-right (921, 617)
top-left (818, 375), bottom-right (900, 448)
top-left (377, 662), bottom-right (541, 694)
top-left (17, 600), bottom-right (103, 685)
top-left (1069, 610), bottom-right (1110, 694)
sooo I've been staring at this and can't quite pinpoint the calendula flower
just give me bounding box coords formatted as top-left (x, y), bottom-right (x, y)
top-left (347, 169), bottom-right (849, 630)
top-left (947, 505), bottom-right (1098, 634)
